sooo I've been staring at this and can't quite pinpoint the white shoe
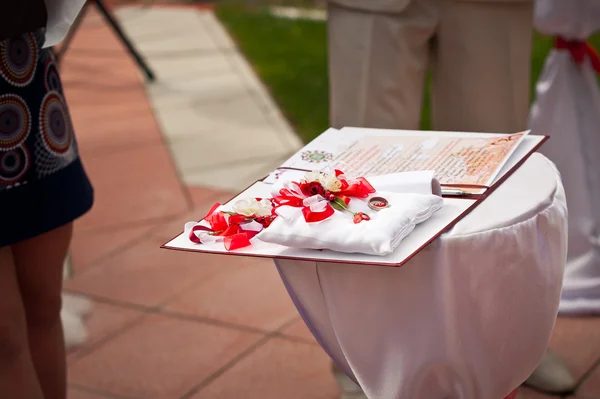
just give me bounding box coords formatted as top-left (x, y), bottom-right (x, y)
top-left (523, 349), bottom-right (575, 395)
top-left (62, 293), bottom-right (92, 317)
top-left (61, 293), bottom-right (92, 350)
top-left (332, 362), bottom-right (368, 399)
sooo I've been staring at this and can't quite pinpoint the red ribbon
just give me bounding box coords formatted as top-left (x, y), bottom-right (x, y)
top-left (336, 194), bottom-right (351, 206)
top-left (334, 169), bottom-right (376, 198)
top-left (224, 231), bottom-right (256, 251)
top-left (188, 202), bottom-right (259, 251)
top-left (273, 190), bottom-right (336, 223)
top-left (338, 177), bottom-right (376, 198)
top-left (555, 36), bottom-right (600, 73)
top-left (302, 203), bottom-right (335, 222)
top-left (272, 190), bottom-right (305, 208)
top-left (202, 202), bottom-right (221, 220)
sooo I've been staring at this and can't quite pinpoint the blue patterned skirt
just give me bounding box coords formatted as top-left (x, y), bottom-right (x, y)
top-left (0, 30), bottom-right (93, 246)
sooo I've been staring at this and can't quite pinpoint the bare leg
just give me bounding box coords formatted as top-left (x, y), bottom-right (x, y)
top-left (0, 247), bottom-right (44, 399)
top-left (12, 223), bottom-right (73, 399)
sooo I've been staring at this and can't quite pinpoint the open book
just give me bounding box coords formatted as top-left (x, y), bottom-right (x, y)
top-left (266, 127), bottom-right (544, 197)
top-left (162, 128), bottom-right (548, 266)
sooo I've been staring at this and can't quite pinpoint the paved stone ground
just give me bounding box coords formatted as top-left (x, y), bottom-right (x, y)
top-left (59, 4), bottom-right (600, 399)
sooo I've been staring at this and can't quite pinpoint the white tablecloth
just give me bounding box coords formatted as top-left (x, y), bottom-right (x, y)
top-left (275, 153), bottom-right (568, 399)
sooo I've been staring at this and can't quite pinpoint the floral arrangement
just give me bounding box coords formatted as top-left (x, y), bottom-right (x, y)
top-left (188, 198), bottom-right (275, 251)
top-left (188, 169), bottom-right (376, 251)
top-left (273, 169), bottom-right (375, 223)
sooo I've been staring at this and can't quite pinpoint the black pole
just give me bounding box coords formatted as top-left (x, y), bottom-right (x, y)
top-left (53, 0), bottom-right (155, 82)
top-left (93, 0), bottom-right (155, 81)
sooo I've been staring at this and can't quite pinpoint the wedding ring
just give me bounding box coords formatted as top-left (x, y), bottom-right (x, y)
top-left (368, 196), bottom-right (389, 211)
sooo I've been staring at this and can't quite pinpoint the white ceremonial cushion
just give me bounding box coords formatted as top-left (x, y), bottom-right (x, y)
top-left (257, 192), bottom-right (443, 256)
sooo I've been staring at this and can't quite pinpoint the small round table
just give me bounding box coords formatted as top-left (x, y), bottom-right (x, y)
top-left (275, 153), bottom-right (567, 399)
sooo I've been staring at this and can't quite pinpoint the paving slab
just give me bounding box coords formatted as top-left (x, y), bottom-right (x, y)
top-left (114, 6), bottom-right (303, 191)
top-left (161, 257), bottom-right (298, 332)
top-left (189, 337), bottom-right (339, 399)
top-left (68, 313), bottom-right (263, 399)
top-left (183, 154), bottom-right (291, 192)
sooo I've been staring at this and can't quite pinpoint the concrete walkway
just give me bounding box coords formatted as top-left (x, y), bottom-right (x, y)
top-left (117, 5), bottom-right (302, 192)
top-left (60, 4), bottom-right (600, 399)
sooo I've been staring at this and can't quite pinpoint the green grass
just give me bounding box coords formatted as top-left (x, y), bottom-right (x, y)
top-left (216, 4), bottom-right (599, 142)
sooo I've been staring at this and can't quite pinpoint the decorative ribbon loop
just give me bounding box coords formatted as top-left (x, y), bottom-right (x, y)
top-left (188, 169), bottom-right (377, 250)
top-left (187, 202), bottom-right (265, 251)
top-left (339, 176), bottom-right (376, 198)
top-left (272, 169), bottom-right (375, 223)
top-left (555, 36), bottom-right (600, 74)
top-left (302, 203), bottom-right (334, 222)
top-left (273, 190), bottom-right (335, 223)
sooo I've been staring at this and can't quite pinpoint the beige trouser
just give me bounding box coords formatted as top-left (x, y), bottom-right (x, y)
top-left (328, 0), bottom-right (533, 133)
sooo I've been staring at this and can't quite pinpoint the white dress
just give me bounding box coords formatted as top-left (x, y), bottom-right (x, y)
top-left (529, 0), bottom-right (600, 315)
top-left (43, 0), bottom-right (88, 47)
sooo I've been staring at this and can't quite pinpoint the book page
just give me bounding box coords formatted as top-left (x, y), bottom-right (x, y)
top-left (278, 127), bottom-right (357, 171)
top-left (334, 133), bottom-right (527, 187)
top-left (278, 128), bottom-right (528, 189)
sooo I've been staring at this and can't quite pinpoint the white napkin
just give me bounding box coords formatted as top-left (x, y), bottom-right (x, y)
top-left (257, 191), bottom-right (443, 256)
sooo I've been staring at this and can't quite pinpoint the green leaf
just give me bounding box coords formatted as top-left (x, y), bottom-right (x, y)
top-left (330, 197), bottom-right (348, 211)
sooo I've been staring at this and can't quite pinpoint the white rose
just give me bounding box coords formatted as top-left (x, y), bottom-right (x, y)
top-left (303, 171), bottom-right (342, 193)
top-left (233, 198), bottom-right (273, 217)
top-left (322, 173), bottom-right (342, 192)
top-left (303, 171), bottom-right (323, 183)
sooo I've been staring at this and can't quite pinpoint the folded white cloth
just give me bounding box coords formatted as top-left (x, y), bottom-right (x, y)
top-left (257, 192), bottom-right (443, 256)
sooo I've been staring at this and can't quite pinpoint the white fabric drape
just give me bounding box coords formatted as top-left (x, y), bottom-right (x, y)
top-left (529, 0), bottom-right (600, 315)
top-left (276, 154), bottom-right (567, 398)
top-left (43, 0), bottom-right (88, 48)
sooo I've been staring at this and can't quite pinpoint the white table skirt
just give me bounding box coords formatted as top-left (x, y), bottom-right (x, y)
top-left (275, 153), bottom-right (568, 399)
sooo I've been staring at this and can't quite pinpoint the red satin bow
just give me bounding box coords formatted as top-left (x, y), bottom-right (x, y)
top-left (273, 190), bottom-right (335, 223)
top-left (334, 170), bottom-right (376, 198)
top-left (555, 36), bottom-right (600, 73)
top-left (272, 188), bottom-right (305, 208)
top-left (188, 203), bottom-right (259, 251)
top-left (301, 202), bottom-right (335, 222)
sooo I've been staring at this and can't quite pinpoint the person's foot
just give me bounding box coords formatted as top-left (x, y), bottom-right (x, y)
top-left (523, 349), bottom-right (576, 395)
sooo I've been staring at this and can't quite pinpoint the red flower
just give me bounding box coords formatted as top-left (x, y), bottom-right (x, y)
top-left (300, 181), bottom-right (325, 197)
top-left (353, 212), bottom-right (371, 224)
top-left (260, 215), bottom-right (275, 228)
top-left (228, 214), bottom-right (248, 226)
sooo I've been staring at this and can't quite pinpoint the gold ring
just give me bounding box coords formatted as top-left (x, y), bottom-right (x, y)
top-left (368, 196), bottom-right (389, 211)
